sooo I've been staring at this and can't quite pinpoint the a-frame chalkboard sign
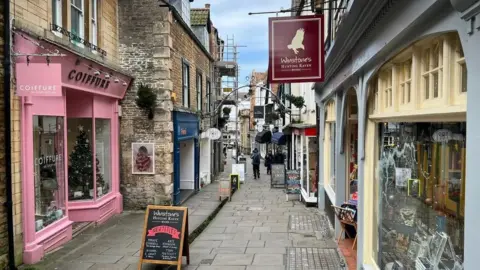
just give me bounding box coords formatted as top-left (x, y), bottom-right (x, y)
top-left (137, 205), bottom-right (190, 270)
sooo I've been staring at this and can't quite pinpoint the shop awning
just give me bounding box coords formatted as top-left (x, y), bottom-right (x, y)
top-left (255, 130), bottom-right (272, 144)
top-left (271, 132), bottom-right (287, 145)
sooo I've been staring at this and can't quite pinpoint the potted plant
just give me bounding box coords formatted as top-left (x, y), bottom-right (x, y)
top-left (135, 84), bottom-right (157, 119)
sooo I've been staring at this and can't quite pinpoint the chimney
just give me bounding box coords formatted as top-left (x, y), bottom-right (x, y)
top-left (205, 3), bottom-right (210, 9)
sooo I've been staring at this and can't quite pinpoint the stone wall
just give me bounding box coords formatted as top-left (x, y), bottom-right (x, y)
top-left (0, 3), bottom-right (23, 267)
top-left (118, 0), bottom-right (174, 209)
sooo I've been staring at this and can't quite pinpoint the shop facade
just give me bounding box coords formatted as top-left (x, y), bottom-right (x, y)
top-left (314, 0), bottom-right (480, 269)
top-left (15, 31), bottom-right (132, 263)
top-left (289, 125), bottom-right (318, 204)
top-left (173, 111), bottom-right (200, 205)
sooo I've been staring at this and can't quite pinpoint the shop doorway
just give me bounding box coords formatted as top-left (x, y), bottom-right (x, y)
top-left (179, 140), bottom-right (195, 201)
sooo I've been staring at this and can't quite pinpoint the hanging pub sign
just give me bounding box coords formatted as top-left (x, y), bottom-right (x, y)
top-left (138, 205), bottom-right (190, 270)
top-left (268, 15), bottom-right (324, 83)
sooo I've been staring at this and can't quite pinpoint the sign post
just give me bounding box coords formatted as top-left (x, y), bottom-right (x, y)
top-left (219, 179), bottom-right (232, 201)
top-left (138, 205), bottom-right (190, 270)
top-left (271, 164), bottom-right (286, 188)
top-left (285, 170), bottom-right (301, 201)
top-left (232, 163), bottom-right (245, 183)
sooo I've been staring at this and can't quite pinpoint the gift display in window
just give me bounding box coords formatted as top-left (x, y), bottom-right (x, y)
top-left (33, 116), bottom-right (66, 232)
top-left (377, 122), bottom-right (465, 270)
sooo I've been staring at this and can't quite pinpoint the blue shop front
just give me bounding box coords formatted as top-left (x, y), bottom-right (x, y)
top-left (173, 111), bottom-right (200, 205)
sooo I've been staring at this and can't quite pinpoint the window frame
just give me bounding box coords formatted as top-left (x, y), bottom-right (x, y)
top-left (90, 0), bottom-right (98, 48)
top-left (196, 70), bottom-right (203, 111)
top-left (70, 0), bottom-right (85, 46)
top-left (182, 60), bottom-right (190, 108)
top-left (399, 59), bottom-right (412, 105)
top-left (206, 78), bottom-right (211, 113)
top-left (421, 40), bottom-right (444, 100)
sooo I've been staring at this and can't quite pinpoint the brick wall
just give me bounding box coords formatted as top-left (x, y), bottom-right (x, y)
top-left (118, 0), bottom-right (174, 209)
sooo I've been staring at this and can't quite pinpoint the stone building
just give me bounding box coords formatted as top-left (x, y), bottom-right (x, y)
top-left (0, 0), bottom-right (133, 265)
top-left (119, 0), bottom-right (224, 208)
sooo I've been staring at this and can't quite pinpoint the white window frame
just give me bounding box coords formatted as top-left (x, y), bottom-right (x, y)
top-left (196, 72), bottom-right (202, 111)
top-left (91, 0), bottom-right (98, 48)
top-left (381, 69), bottom-right (393, 109)
top-left (52, 0), bottom-right (63, 37)
top-left (422, 40), bottom-right (444, 100)
top-left (182, 61), bottom-right (190, 108)
top-left (71, 0), bottom-right (85, 47)
top-left (399, 59), bottom-right (412, 105)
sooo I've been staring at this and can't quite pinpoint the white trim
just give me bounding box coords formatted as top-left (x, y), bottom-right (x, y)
top-left (90, 0), bottom-right (98, 47)
top-left (324, 184), bottom-right (336, 203)
top-left (301, 188), bottom-right (317, 203)
top-left (52, 0), bottom-right (63, 37)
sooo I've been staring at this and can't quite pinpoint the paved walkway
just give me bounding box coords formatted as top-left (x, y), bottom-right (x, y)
top-left (26, 157), bottom-right (236, 270)
top-left (183, 169), bottom-right (347, 270)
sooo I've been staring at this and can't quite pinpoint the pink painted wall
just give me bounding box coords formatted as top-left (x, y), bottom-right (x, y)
top-left (16, 31), bottom-right (131, 264)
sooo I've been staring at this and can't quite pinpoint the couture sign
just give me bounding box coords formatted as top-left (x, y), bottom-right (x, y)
top-left (16, 63), bottom-right (62, 96)
top-left (268, 15), bottom-right (324, 83)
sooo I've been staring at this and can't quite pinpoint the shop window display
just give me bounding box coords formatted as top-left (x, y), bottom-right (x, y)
top-left (308, 137), bottom-right (318, 197)
top-left (33, 116), bottom-right (66, 232)
top-left (377, 122), bottom-right (465, 270)
top-left (95, 119), bottom-right (111, 198)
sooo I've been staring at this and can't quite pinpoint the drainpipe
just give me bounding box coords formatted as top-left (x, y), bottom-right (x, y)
top-left (3, 0), bottom-right (16, 269)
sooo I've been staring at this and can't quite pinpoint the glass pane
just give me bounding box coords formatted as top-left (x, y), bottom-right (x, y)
top-left (34, 116), bottom-right (66, 232)
top-left (308, 137), bottom-right (317, 196)
top-left (330, 123), bottom-right (336, 190)
top-left (424, 75), bottom-right (430, 99)
top-left (95, 119), bottom-right (111, 198)
top-left (302, 138), bottom-right (308, 193)
top-left (433, 71), bottom-right (439, 98)
top-left (376, 122), bottom-right (465, 269)
top-left (424, 49), bottom-right (430, 72)
top-left (67, 118), bottom-right (94, 201)
top-left (406, 82), bottom-right (411, 103)
top-left (400, 85), bottom-right (405, 104)
top-left (461, 63), bottom-right (467, 93)
top-left (74, 0), bottom-right (82, 7)
top-left (52, 0), bottom-right (58, 25)
top-left (348, 123), bottom-right (358, 200)
top-left (71, 8), bottom-right (80, 36)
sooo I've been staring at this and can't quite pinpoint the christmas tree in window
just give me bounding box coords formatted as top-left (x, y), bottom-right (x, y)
top-left (68, 125), bottom-right (104, 199)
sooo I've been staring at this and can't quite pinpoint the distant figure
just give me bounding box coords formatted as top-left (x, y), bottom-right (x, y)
top-left (287, 28), bottom-right (305, 55)
top-left (265, 152), bottom-right (273, 175)
top-left (251, 148), bottom-right (261, 179)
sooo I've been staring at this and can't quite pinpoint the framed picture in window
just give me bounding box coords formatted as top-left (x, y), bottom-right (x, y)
top-left (132, 143), bottom-right (155, 174)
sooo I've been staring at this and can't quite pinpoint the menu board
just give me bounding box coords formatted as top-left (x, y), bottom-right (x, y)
top-left (138, 205), bottom-right (189, 269)
top-left (286, 170), bottom-right (301, 194)
top-left (271, 164), bottom-right (286, 188)
top-left (230, 174), bottom-right (240, 194)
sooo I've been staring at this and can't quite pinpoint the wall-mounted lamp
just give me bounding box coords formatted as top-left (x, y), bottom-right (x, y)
top-left (94, 70), bottom-right (100, 76)
top-left (105, 74), bottom-right (111, 79)
top-left (114, 78), bottom-right (120, 83)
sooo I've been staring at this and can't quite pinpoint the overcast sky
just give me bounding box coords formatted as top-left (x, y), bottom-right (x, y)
top-left (192, 0), bottom-right (292, 85)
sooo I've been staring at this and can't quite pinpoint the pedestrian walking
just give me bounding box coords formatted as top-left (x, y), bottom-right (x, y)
top-left (251, 148), bottom-right (261, 179)
top-left (265, 152), bottom-right (273, 175)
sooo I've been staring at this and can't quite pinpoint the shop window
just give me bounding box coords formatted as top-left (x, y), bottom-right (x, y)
top-left (95, 119), bottom-right (111, 198)
top-left (456, 42), bottom-right (467, 94)
top-left (308, 137), bottom-right (318, 196)
top-left (33, 116), bottom-right (66, 232)
top-left (381, 69), bottom-right (393, 109)
top-left (71, 0), bottom-right (85, 40)
top-left (182, 60), bottom-right (190, 107)
top-left (399, 59), bottom-right (412, 104)
top-left (67, 118), bottom-right (95, 200)
top-left (422, 41), bottom-right (444, 100)
top-left (90, 0), bottom-right (98, 47)
top-left (376, 122), bottom-right (465, 269)
top-left (302, 137), bottom-right (308, 193)
top-left (206, 79), bottom-right (211, 112)
top-left (52, 0), bottom-right (62, 27)
top-left (196, 72), bottom-right (202, 111)
top-left (329, 122), bottom-right (336, 189)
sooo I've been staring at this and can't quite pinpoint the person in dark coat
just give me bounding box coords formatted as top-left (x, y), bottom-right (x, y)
top-left (265, 152), bottom-right (273, 175)
top-left (251, 148), bottom-right (261, 179)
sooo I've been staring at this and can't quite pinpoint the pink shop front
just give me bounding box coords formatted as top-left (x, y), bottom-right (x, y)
top-left (14, 31), bottom-right (133, 263)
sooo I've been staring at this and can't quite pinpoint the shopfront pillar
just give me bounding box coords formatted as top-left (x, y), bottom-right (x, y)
top-left (317, 102), bottom-right (326, 210)
top-left (457, 8), bottom-right (480, 268)
top-left (334, 91), bottom-right (347, 238)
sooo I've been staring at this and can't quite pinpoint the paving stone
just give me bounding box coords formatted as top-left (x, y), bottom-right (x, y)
top-left (245, 248), bottom-right (287, 254)
top-left (74, 254), bottom-right (123, 264)
top-left (286, 248), bottom-right (345, 270)
top-left (219, 240), bottom-right (249, 248)
top-left (185, 253), bottom-right (216, 265)
top-left (191, 240), bottom-right (223, 249)
top-left (252, 226), bottom-right (271, 233)
top-left (197, 266), bottom-right (246, 270)
top-left (197, 233), bottom-right (236, 241)
top-left (190, 248), bottom-right (213, 254)
top-left (48, 262), bottom-right (94, 270)
top-left (212, 254), bottom-right (254, 265)
top-left (265, 240), bottom-right (292, 248)
top-left (247, 240), bottom-right (265, 247)
top-left (260, 233), bottom-right (289, 241)
top-left (212, 247), bottom-right (246, 254)
top-left (117, 256), bottom-right (141, 264)
top-left (88, 263), bottom-right (130, 270)
top-left (101, 247), bottom-right (140, 256)
top-left (204, 227), bottom-right (226, 234)
top-left (225, 225), bottom-right (253, 233)
top-left (246, 266), bottom-right (286, 270)
top-left (233, 232), bottom-right (261, 240)
top-left (252, 254), bottom-right (285, 265)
